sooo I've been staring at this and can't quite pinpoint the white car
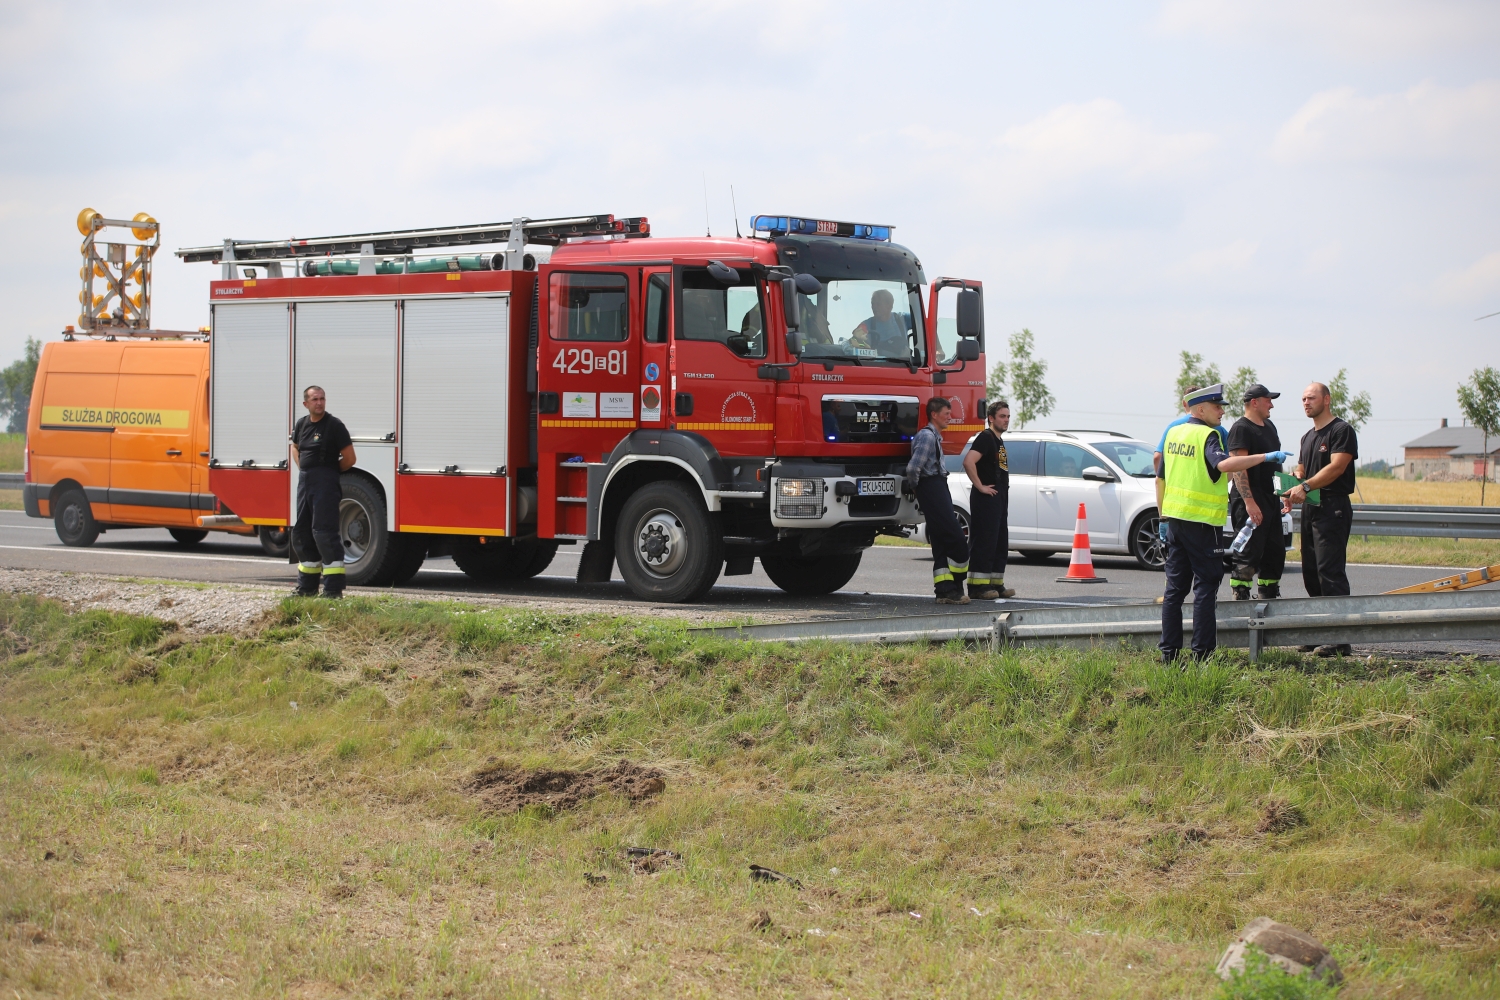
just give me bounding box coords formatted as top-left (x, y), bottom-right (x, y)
top-left (918, 429), bottom-right (1166, 570)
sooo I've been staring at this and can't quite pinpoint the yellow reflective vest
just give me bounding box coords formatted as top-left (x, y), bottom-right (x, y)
top-left (1162, 422), bottom-right (1228, 525)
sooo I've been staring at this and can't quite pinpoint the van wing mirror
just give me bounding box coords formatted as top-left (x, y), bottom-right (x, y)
top-left (781, 277), bottom-right (801, 330)
top-left (955, 288), bottom-right (982, 338)
top-left (955, 339), bottom-right (980, 362)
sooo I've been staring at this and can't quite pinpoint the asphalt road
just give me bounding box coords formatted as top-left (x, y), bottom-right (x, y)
top-left (1, 509), bottom-right (1491, 622)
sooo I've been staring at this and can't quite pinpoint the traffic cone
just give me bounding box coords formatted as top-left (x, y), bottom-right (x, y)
top-left (1056, 502), bottom-right (1108, 584)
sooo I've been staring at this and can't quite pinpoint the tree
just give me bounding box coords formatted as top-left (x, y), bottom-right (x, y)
top-left (0, 338), bottom-right (41, 434)
top-left (1326, 368), bottom-right (1373, 433)
top-left (989, 328), bottom-right (1053, 429)
top-left (1457, 365), bottom-right (1500, 504)
top-left (1172, 352), bottom-right (1258, 419)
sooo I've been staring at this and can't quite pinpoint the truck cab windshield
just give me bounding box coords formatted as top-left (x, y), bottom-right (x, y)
top-left (796, 279), bottom-right (924, 366)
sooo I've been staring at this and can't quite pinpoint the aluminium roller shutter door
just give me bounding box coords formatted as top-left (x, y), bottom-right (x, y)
top-left (401, 296), bottom-right (509, 473)
top-left (211, 302), bottom-right (289, 467)
top-left (293, 301), bottom-right (397, 441)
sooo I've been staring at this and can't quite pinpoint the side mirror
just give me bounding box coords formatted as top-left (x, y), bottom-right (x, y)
top-left (1081, 465), bottom-right (1117, 483)
top-left (781, 277), bottom-right (801, 329)
top-left (956, 288), bottom-right (982, 338)
top-left (785, 330), bottom-right (805, 357)
top-left (955, 339), bottom-right (980, 362)
top-left (794, 273), bottom-right (821, 295)
top-left (707, 260), bottom-right (740, 283)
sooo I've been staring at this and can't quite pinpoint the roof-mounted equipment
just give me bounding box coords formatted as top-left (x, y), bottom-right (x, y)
top-left (749, 215), bottom-right (893, 241)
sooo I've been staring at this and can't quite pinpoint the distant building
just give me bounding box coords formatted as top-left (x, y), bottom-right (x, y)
top-left (1398, 419), bottom-right (1500, 481)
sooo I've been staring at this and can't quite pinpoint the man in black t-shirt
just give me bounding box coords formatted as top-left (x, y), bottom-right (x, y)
top-left (290, 385), bottom-right (356, 597)
top-left (1226, 384), bottom-right (1286, 601)
top-left (963, 400), bottom-right (1015, 600)
top-left (1284, 381), bottom-right (1359, 655)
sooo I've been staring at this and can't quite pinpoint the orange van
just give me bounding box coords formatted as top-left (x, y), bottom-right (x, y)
top-left (23, 337), bottom-right (289, 554)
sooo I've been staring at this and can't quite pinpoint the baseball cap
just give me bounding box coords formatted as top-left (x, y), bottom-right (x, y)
top-left (1242, 383), bottom-right (1280, 402)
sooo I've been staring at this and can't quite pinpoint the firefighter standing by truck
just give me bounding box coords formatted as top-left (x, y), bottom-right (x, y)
top-left (908, 396), bottom-right (970, 604)
top-left (963, 399), bottom-right (1016, 600)
top-left (1158, 384), bottom-right (1292, 662)
top-left (1226, 383), bottom-right (1286, 601)
top-left (290, 386), bottom-right (355, 597)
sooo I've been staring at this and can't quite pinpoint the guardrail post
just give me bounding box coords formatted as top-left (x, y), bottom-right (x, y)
top-left (1247, 602), bottom-right (1268, 662)
top-left (993, 613), bottom-right (1012, 652)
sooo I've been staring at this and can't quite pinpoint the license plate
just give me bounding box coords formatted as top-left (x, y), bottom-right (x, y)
top-left (857, 478), bottom-right (895, 496)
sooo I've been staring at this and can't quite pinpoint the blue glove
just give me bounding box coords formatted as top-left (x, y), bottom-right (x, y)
top-left (1264, 451), bottom-right (1292, 464)
top-left (1158, 521), bottom-right (1169, 544)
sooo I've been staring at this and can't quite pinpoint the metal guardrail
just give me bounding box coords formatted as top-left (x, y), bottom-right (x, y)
top-left (1292, 503), bottom-right (1500, 539)
top-left (699, 591), bottom-right (1500, 661)
top-left (0, 473), bottom-right (22, 490)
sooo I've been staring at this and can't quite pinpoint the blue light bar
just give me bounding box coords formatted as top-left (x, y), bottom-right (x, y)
top-left (750, 215), bottom-right (893, 241)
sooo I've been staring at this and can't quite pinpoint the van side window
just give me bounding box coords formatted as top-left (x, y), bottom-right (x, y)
top-left (549, 272), bottom-right (628, 342)
top-left (645, 273), bottom-right (669, 344)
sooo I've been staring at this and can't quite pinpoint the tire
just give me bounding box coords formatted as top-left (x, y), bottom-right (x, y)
top-left (760, 550), bottom-right (863, 596)
top-left (451, 536), bottom-right (557, 582)
top-left (53, 489), bottom-right (100, 547)
top-left (258, 525), bottom-right (292, 558)
top-left (390, 535), bottom-right (428, 586)
top-left (1129, 511), bottom-right (1166, 571)
top-left (614, 480), bottom-right (723, 602)
top-left (955, 508), bottom-right (972, 548)
top-left (1019, 549), bottom-right (1057, 564)
top-left (168, 528), bottom-right (208, 546)
top-left (337, 473), bottom-right (403, 586)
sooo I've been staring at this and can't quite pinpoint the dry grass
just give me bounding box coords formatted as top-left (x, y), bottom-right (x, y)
top-left (0, 434), bottom-right (22, 473)
top-left (1343, 535), bottom-right (1500, 569)
top-left (1357, 479), bottom-right (1496, 507)
top-left (1, 594), bottom-right (1497, 998)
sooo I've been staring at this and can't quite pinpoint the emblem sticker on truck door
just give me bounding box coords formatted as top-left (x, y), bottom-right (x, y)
top-left (641, 386), bottom-right (662, 422)
top-left (562, 392), bottom-right (596, 418)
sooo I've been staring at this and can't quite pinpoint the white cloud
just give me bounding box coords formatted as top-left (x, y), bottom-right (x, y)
top-left (1173, 239), bottom-right (1258, 277)
top-left (1431, 251), bottom-right (1500, 305)
top-left (1271, 80), bottom-right (1500, 166)
top-left (996, 99), bottom-right (1217, 181)
top-left (1158, 0), bottom-right (1500, 59)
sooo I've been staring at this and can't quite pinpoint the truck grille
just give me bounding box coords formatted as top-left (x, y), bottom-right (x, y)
top-left (821, 397), bottom-right (920, 443)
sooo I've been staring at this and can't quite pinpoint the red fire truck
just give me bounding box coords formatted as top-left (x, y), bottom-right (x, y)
top-left (175, 214), bottom-right (986, 601)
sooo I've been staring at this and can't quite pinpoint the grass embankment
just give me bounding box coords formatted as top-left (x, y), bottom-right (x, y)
top-left (0, 433), bottom-right (23, 473)
top-left (1, 595), bottom-right (1498, 998)
top-left (1356, 480), bottom-right (1494, 507)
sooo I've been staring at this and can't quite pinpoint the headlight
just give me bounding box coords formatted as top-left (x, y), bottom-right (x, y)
top-left (774, 478), bottom-right (823, 518)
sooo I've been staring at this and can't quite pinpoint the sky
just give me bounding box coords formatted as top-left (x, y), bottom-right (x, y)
top-left (2, 0), bottom-right (1498, 463)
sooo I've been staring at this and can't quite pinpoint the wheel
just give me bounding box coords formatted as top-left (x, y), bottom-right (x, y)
top-left (760, 550), bottom-right (863, 596)
top-left (1019, 549), bottom-right (1057, 564)
top-left (337, 473), bottom-right (403, 586)
top-left (1129, 511), bottom-right (1166, 571)
top-left (614, 480), bottom-right (723, 602)
top-left (390, 535), bottom-right (428, 586)
top-left (168, 528), bottom-right (208, 546)
top-left (53, 489), bottom-right (99, 547)
top-left (258, 525), bottom-right (292, 558)
top-left (955, 508), bottom-right (972, 548)
top-left (451, 536), bottom-right (557, 582)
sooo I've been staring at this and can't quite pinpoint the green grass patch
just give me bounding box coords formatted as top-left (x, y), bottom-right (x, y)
top-left (0, 591), bottom-right (1496, 997)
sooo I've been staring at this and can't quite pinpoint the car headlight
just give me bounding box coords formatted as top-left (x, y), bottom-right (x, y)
top-left (774, 478), bottom-right (823, 518)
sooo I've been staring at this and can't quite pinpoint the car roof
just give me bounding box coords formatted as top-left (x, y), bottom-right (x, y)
top-left (997, 430), bottom-right (1149, 447)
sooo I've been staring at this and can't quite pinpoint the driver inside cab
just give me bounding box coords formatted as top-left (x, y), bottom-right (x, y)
top-left (850, 289), bottom-right (909, 355)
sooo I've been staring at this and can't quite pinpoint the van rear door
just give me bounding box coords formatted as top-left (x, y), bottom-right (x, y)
top-left (110, 346), bottom-right (200, 526)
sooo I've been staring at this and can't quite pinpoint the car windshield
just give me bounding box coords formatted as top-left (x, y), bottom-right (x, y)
top-left (796, 279), bottom-right (924, 365)
top-left (1090, 440), bottom-right (1156, 478)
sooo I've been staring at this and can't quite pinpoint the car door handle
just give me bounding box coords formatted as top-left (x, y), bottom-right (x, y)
top-left (1039, 488), bottom-right (1056, 494)
top-left (166, 449), bottom-right (182, 456)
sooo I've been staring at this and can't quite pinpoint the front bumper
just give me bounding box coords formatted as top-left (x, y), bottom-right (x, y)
top-left (769, 474), bottom-right (922, 529)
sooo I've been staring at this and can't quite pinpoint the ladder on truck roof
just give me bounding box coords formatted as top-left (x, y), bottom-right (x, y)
top-left (175, 214), bottom-right (650, 265)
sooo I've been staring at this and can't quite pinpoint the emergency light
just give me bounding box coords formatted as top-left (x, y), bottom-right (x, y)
top-left (750, 215), bottom-right (893, 241)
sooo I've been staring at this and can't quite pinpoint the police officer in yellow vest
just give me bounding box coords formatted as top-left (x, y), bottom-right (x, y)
top-left (1159, 384), bottom-right (1293, 661)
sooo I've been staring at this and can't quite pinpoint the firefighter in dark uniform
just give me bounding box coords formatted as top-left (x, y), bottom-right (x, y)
top-left (1226, 383), bottom-right (1287, 601)
top-left (907, 396), bottom-right (970, 604)
top-left (291, 385), bottom-right (356, 597)
top-left (963, 399), bottom-right (1016, 600)
top-left (1158, 384), bottom-right (1291, 662)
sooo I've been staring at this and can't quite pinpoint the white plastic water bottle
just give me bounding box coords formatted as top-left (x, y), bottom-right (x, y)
top-left (1229, 521), bottom-right (1256, 554)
